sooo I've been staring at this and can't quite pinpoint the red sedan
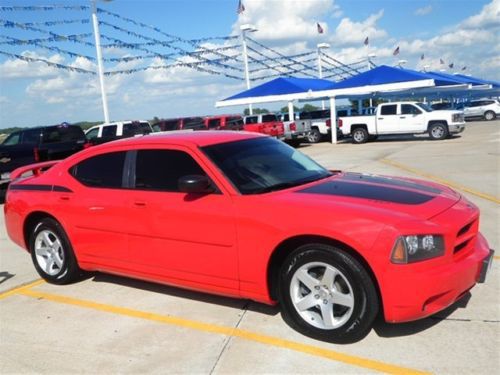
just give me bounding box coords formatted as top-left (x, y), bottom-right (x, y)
top-left (4, 131), bottom-right (494, 343)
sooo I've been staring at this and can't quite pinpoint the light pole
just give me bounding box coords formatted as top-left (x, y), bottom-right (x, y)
top-left (317, 43), bottom-right (329, 110)
top-left (91, 0), bottom-right (110, 123)
top-left (240, 24), bottom-right (257, 115)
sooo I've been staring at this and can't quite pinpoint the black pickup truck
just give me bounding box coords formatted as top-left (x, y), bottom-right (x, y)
top-left (0, 124), bottom-right (87, 191)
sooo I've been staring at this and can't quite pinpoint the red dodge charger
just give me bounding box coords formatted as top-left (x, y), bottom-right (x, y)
top-left (4, 131), bottom-right (494, 343)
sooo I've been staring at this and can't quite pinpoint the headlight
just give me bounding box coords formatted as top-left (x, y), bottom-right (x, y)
top-left (391, 235), bottom-right (445, 264)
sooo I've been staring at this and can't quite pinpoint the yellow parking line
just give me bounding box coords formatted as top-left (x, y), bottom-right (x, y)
top-left (18, 289), bottom-right (429, 375)
top-left (379, 159), bottom-right (500, 204)
top-left (0, 279), bottom-right (44, 301)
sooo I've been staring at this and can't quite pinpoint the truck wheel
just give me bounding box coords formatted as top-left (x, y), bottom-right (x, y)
top-left (351, 128), bottom-right (368, 144)
top-left (484, 111), bottom-right (496, 121)
top-left (307, 129), bottom-right (322, 143)
top-left (429, 123), bottom-right (448, 140)
top-left (29, 218), bottom-right (82, 285)
top-left (278, 244), bottom-right (379, 343)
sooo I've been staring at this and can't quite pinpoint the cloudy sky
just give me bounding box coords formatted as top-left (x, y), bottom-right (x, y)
top-left (0, 0), bottom-right (499, 129)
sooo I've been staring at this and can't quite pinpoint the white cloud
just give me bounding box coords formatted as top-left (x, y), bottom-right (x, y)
top-left (461, 0), bottom-right (500, 29)
top-left (0, 51), bottom-right (63, 79)
top-left (415, 5), bottom-right (433, 16)
top-left (330, 10), bottom-right (387, 47)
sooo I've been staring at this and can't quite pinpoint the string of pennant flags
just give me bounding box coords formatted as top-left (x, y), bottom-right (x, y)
top-left (0, 2), bottom-right (467, 83)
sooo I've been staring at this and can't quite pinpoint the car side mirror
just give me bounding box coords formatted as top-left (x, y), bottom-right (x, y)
top-left (178, 175), bottom-right (214, 194)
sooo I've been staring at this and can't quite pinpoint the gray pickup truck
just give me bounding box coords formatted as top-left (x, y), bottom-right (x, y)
top-left (278, 113), bottom-right (311, 147)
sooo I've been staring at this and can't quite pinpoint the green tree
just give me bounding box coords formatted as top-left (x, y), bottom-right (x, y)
top-left (300, 104), bottom-right (320, 112)
top-left (279, 105), bottom-right (300, 113)
top-left (243, 107), bottom-right (270, 115)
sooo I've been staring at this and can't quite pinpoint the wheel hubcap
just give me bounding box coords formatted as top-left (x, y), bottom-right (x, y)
top-left (34, 230), bottom-right (64, 276)
top-left (290, 261), bottom-right (354, 330)
top-left (432, 127), bottom-right (444, 137)
top-left (354, 131), bottom-right (364, 142)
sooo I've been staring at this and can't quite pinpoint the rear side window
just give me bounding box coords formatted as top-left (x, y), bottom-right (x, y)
top-left (163, 120), bottom-right (180, 131)
top-left (102, 125), bottom-right (117, 138)
top-left (86, 128), bottom-right (99, 139)
top-left (380, 105), bottom-right (397, 115)
top-left (183, 118), bottom-right (205, 130)
top-left (134, 149), bottom-right (206, 192)
top-left (123, 122), bottom-right (151, 137)
top-left (21, 129), bottom-right (42, 145)
top-left (245, 116), bottom-right (258, 124)
top-left (261, 114), bottom-right (277, 122)
top-left (70, 151), bottom-right (126, 188)
top-left (226, 117), bottom-right (243, 130)
top-left (208, 118), bottom-right (221, 129)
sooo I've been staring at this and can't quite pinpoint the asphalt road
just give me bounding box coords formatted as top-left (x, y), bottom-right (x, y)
top-left (1, 120), bottom-right (499, 374)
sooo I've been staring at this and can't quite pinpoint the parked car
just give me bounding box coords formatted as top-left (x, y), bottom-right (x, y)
top-left (338, 102), bottom-right (465, 144)
top-left (243, 114), bottom-right (285, 139)
top-left (277, 113), bottom-right (311, 146)
top-left (461, 99), bottom-right (500, 121)
top-left (204, 115), bottom-right (245, 131)
top-left (152, 117), bottom-right (207, 132)
top-left (85, 121), bottom-right (152, 145)
top-left (4, 131), bottom-right (493, 343)
top-left (0, 123), bottom-right (86, 189)
top-left (298, 110), bottom-right (342, 143)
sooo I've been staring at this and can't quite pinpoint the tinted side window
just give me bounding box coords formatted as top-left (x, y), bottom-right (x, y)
top-left (183, 118), bottom-right (205, 130)
top-left (123, 122), bottom-right (151, 137)
top-left (71, 151), bottom-right (126, 188)
top-left (163, 120), bottom-right (179, 131)
top-left (135, 149), bottom-right (206, 192)
top-left (245, 116), bottom-right (258, 124)
top-left (102, 125), bottom-right (117, 138)
top-left (208, 118), bottom-right (221, 129)
top-left (85, 128), bottom-right (99, 139)
top-left (42, 128), bottom-right (61, 143)
top-left (401, 105), bottom-right (422, 115)
top-left (21, 129), bottom-right (42, 145)
top-left (380, 105), bottom-right (397, 115)
top-left (262, 114), bottom-right (277, 122)
top-left (2, 132), bottom-right (21, 146)
top-left (226, 117), bottom-right (243, 130)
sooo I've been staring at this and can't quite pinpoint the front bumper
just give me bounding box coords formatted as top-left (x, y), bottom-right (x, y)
top-left (382, 232), bottom-right (492, 323)
top-left (449, 124), bottom-right (465, 134)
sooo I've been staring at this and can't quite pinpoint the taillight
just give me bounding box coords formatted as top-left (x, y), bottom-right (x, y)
top-left (326, 119), bottom-right (331, 127)
top-left (290, 122), bottom-right (296, 131)
top-left (338, 119), bottom-right (343, 128)
top-left (33, 147), bottom-right (40, 162)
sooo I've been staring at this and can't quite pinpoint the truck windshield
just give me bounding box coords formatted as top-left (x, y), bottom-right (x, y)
top-left (416, 103), bottom-right (433, 112)
top-left (202, 137), bottom-right (332, 195)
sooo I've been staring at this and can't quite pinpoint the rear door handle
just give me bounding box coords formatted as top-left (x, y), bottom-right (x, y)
top-left (399, 116), bottom-right (406, 119)
top-left (378, 117), bottom-right (384, 120)
top-left (59, 196), bottom-right (70, 201)
top-left (134, 201), bottom-right (147, 207)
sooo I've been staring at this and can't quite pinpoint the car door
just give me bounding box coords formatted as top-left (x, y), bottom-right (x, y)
top-left (0, 130), bottom-right (39, 175)
top-left (124, 146), bottom-right (239, 291)
top-left (376, 104), bottom-right (399, 133)
top-left (64, 150), bottom-right (130, 267)
top-left (399, 104), bottom-right (425, 132)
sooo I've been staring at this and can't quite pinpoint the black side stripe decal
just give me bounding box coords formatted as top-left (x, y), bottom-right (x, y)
top-left (9, 184), bottom-right (73, 193)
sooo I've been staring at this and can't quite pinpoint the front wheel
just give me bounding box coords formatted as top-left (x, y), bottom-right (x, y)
top-left (278, 244), bottom-right (379, 343)
top-left (484, 111), bottom-right (496, 121)
top-left (29, 218), bottom-right (82, 284)
top-left (429, 123), bottom-right (449, 140)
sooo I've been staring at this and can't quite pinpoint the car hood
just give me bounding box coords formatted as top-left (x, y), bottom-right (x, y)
top-left (286, 172), bottom-right (461, 221)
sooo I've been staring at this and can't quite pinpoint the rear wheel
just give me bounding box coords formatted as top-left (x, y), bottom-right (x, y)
top-left (351, 127), bottom-right (368, 144)
top-left (307, 129), bottom-right (322, 143)
top-left (484, 111), bottom-right (496, 121)
top-left (29, 218), bottom-right (81, 284)
top-left (429, 123), bottom-right (448, 140)
top-left (278, 244), bottom-right (379, 343)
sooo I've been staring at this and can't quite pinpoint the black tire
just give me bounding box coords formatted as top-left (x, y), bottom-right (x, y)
top-left (351, 127), bottom-right (368, 144)
top-left (307, 129), bottom-right (322, 143)
top-left (428, 123), bottom-right (449, 140)
top-left (286, 139), bottom-right (302, 148)
top-left (278, 244), bottom-right (379, 343)
top-left (29, 218), bottom-right (81, 285)
top-left (484, 111), bottom-right (496, 121)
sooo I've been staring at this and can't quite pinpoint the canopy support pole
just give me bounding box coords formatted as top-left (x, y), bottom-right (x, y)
top-left (330, 97), bottom-right (337, 144)
top-left (288, 101), bottom-right (295, 123)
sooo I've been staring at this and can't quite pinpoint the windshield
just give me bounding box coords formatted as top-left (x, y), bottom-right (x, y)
top-left (416, 103), bottom-right (433, 112)
top-left (202, 137), bottom-right (332, 194)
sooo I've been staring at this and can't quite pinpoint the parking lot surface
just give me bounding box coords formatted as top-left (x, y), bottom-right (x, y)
top-left (1, 120), bottom-right (499, 374)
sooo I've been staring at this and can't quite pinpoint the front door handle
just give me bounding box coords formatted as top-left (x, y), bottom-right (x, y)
top-left (134, 201), bottom-right (147, 207)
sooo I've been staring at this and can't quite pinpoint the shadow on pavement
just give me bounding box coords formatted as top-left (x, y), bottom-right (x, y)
top-left (90, 272), bottom-right (280, 316)
top-left (373, 292), bottom-right (472, 338)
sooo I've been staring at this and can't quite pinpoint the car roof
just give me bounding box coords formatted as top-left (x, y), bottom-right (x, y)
top-left (96, 130), bottom-right (265, 149)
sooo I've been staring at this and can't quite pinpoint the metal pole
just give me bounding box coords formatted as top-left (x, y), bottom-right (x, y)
top-left (91, 0), bottom-right (110, 123)
top-left (241, 29), bottom-right (253, 115)
top-left (329, 97), bottom-right (337, 144)
top-left (317, 47), bottom-right (325, 110)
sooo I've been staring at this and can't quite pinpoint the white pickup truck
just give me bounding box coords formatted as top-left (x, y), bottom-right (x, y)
top-left (338, 102), bottom-right (465, 144)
